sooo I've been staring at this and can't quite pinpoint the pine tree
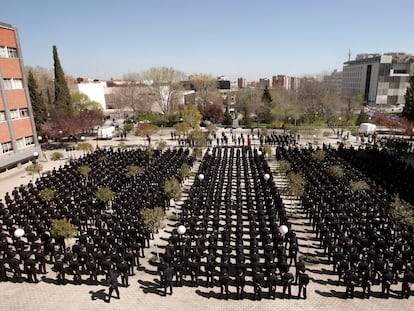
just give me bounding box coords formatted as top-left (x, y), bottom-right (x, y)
top-left (27, 70), bottom-right (48, 134)
top-left (402, 76), bottom-right (414, 121)
top-left (261, 86), bottom-right (272, 104)
top-left (52, 45), bottom-right (73, 115)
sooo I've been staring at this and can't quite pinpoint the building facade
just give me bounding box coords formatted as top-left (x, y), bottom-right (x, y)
top-left (342, 52), bottom-right (414, 106)
top-left (0, 22), bottom-right (40, 170)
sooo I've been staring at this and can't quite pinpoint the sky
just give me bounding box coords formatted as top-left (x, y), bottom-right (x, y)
top-left (2, 0), bottom-right (414, 82)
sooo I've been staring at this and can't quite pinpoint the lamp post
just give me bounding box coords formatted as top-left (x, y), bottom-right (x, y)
top-left (198, 173), bottom-right (204, 181)
top-left (264, 173), bottom-right (270, 181)
top-left (177, 225), bottom-right (186, 257)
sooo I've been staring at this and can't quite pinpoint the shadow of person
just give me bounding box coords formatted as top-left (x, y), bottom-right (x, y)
top-left (138, 279), bottom-right (165, 296)
top-left (89, 289), bottom-right (107, 301)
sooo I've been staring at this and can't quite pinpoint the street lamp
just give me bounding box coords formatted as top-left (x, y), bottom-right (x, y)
top-left (198, 173), bottom-right (204, 181)
top-left (14, 228), bottom-right (25, 238)
top-left (264, 173), bottom-right (270, 181)
top-left (279, 225), bottom-right (288, 237)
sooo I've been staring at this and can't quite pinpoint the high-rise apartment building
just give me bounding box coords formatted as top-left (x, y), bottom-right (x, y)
top-left (0, 22), bottom-right (40, 170)
top-left (342, 52), bottom-right (414, 105)
top-left (237, 77), bottom-right (247, 89)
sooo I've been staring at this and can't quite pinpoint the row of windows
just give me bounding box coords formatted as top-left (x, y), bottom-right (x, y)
top-left (0, 46), bottom-right (18, 58)
top-left (2, 79), bottom-right (23, 90)
top-left (0, 136), bottom-right (34, 155)
top-left (0, 108), bottom-right (29, 121)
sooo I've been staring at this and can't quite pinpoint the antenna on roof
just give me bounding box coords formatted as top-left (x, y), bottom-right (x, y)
top-left (348, 49), bottom-right (351, 61)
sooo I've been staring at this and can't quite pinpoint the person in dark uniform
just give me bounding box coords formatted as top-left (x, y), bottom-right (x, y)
top-left (86, 259), bottom-right (98, 282)
top-left (117, 258), bottom-right (129, 287)
top-left (282, 271), bottom-right (294, 299)
top-left (163, 264), bottom-right (174, 295)
top-left (267, 270), bottom-right (278, 299)
top-left (70, 256), bottom-right (82, 284)
top-left (53, 259), bottom-right (66, 284)
top-left (298, 272), bottom-right (309, 299)
top-left (401, 269), bottom-right (414, 298)
top-left (24, 254), bottom-right (39, 283)
top-left (253, 268), bottom-right (265, 300)
top-left (173, 259), bottom-right (183, 286)
top-left (235, 268), bottom-right (246, 300)
top-left (8, 253), bottom-right (21, 282)
top-left (219, 269), bottom-right (230, 300)
top-left (344, 269), bottom-right (357, 299)
top-left (360, 269), bottom-right (371, 299)
top-left (106, 270), bottom-right (120, 303)
top-left (381, 268), bottom-right (393, 299)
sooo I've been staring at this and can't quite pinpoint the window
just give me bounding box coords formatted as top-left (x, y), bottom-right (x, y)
top-left (19, 108), bottom-right (28, 118)
top-left (7, 47), bottom-right (18, 58)
top-left (16, 138), bottom-right (25, 150)
top-left (25, 136), bottom-right (34, 146)
top-left (0, 46), bottom-right (18, 58)
top-left (9, 110), bottom-right (19, 119)
top-left (1, 141), bottom-right (13, 154)
top-left (3, 79), bottom-right (23, 90)
top-left (0, 111), bottom-right (5, 122)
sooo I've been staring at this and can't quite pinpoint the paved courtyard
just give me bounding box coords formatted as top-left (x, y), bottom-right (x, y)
top-left (0, 127), bottom-right (412, 311)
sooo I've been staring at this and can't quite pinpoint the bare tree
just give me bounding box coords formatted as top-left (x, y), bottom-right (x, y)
top-left (190, 74), bottom-right (219, 113)
top-left (141, 67), bottom-right (187, 115)
top-left (112, 81), bottom-right (153, 114)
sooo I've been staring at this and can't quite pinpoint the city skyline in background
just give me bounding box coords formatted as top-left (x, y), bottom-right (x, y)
top-left (2, 0), bottom-right (414, 81)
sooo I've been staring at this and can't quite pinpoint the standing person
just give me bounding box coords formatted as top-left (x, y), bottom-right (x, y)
top-left (235, 268), bottom-right (246, 300)
top-left (282, 271), bottom-right (294, 299)
top-left (298, 272), bottom-right (310, 299)
top-left (253, 268), bottom-right (265, 301)
top-left (163, 264), bottom-right (174, 295)
top-left (219, 269), bottom-right (230, 300)
top-left (344, 269), bottom-right (357, 299)
top-left (381, 268), bottom-right (393, 299)
top-left (106, 270), bottom-right (120, 303)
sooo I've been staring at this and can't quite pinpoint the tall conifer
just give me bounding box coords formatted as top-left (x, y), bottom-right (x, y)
top-left (27, 70), bottom-right (48, 133)
top-left (52, 45), bottom-right (73, 114)
top-left (402, 76), bottom-right (414, 121)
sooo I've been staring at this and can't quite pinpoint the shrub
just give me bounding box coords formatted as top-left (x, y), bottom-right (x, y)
top-left (311, 149), bottom-right (326, 161)
top-left (328, 165), bottom-right (345, 179)
top-left (39, 188), bottom-right (55, 202)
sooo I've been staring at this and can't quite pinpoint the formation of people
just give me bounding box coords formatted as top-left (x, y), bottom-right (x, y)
top-left (277, 143), bottom-right (414, 299)
top-left (159, 146), bottom-right (309, 300)
top-left (0, 147), bottom-right (194, 291)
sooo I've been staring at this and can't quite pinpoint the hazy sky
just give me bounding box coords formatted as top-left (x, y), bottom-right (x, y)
top-left (2, 0), bottom-right (413, 81)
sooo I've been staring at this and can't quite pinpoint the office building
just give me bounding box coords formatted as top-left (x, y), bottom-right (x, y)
top-left (342, 52), bottom-right (414, 105)
top-left (0, 22), bottom-right (40, 170)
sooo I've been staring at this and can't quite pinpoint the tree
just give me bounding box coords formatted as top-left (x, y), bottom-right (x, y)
top-left (164, 177), bottom-right (182, 202)
top-left (190, 74), bottom-right (218, 112)
top-left (181, 105), bottom-right (202, 129)
top-left (349, 180), bottom-right (370, 193)
top-left (223, 107), bottom-right (233, 126)
top-left (328, 165), bottom-right (345, 179)
top-left (125, 165), bottom-right (143, 178)
top-left (52, 45), bottom-right (73, 115)
top-left (25, 162), bottom-right (42, 179)
top-left (78, 165), bottom-right (92, 177)
top-left (50, 219), bottom-right (77, 243)
top-left (356, 108), bottom-right (370, 125)
top-left (311, 149), bottom-right (326, 161)
top-left (95, 187), bottom-right (115, 207)
top-left (390, 194), bottom-right (414, 227)
top-left (71, 92), bottom-right (102, 112)
top-left (76, 142), bottom-right (94, 153)
top-left (27, 69), bottom-right (48, 134)
top-left (203, 103), bottom-right (224, 123)
top-left (402, 76), bottom-right (414, 121)
top-left (39, 188), bottom-right (55, 202)
top-left (286, 172), bottom-right (306, 198)
top-left (50, 152), bottom-right (64, 161)
top-left (278, 160), bottom-right (291, 175)
top-left (140, 207), bottom-right (165, 260)
top-left (261, 85), bottom-right (273, 104)
top-left (141, 67), bottom-right (187, 115)
top-left (174, 121), bottom-right (190, 137)
top-left (112, 80), bottom-right (153, 113)
top-left (135, 122), bottom-right (159, 137)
